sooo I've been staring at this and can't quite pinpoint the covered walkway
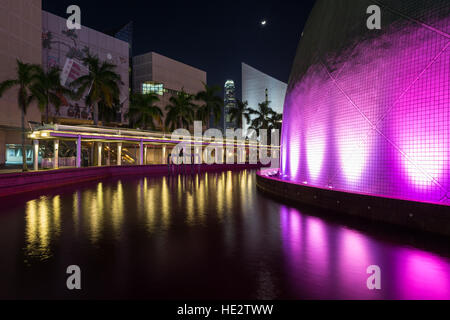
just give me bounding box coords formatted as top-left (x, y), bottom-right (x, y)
top-left (27, 124), bottom-right (279, 171)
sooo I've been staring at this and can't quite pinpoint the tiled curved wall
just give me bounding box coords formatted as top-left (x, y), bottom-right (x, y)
top-left (281, 0), bottom-right (450, 205)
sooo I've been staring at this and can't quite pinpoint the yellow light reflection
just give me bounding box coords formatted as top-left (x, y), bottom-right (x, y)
top-left (186, 193), bottom-right (194, 226)
top-left (88, 183), bottom-right (104, 243)
top-left (145, 180), bottom-right (157, 233)
top-left (24, 195), bottom-right (61, 262)
top-left (73, 191), bottom-right (81, 234)
top-left (196, 175), bottom-right (206, 224)
top-left (111, 181), bottom-right (124, 237)
top-left (161, 176), bottom-right (170, 229)
top-left (53, 195), bottom-right (61, 237)
top-left (216, 173), bottom-right (225, 221)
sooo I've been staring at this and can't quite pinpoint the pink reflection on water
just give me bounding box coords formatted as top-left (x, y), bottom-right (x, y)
top-left (337, 228), bottom-right (379, 299)
top-left (396, 249), bottom-right (450, 300)
top-left (280, 206), bottom-right (450, 299)
top-left (280, 206), bottom-right (302, 270)
top-left (305, 216), bottom-right (329, 286)
top-left (280, 208), bottom-right (331, 298)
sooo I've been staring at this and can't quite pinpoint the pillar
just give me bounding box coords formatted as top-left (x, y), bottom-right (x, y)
top-left (107, 143), bottom-right (111, 166)
top-left (162, 146), bottom-right (167, 164)
top-left (117, 142), bottom-right (122, 166)
top-left (53, 140), bottom-right (59, 169)
top-left (76, 135), bottom-right (81, 168)
top-left (139, 140), bottom-right (144, 165)
top-left (33, 140), bottom-right (39, 171)
top-left (194, 145), bottom-right (202, 164)
top-left (97, 142), bottom-right (102, 166)
top-left (144, 145), bottom-right (148, 165)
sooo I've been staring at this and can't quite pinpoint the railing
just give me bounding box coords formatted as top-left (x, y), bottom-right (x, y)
top-left (41, 157), bottom-right (76, 169)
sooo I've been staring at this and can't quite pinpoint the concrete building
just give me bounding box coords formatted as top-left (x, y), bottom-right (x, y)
top-left (241, 62), bottom-right (287, 128)
top-left (133, 52), bottom-right (207, 130)
top-left (105, 21), bottom-right (133, 92)
top-left (0, 0), bottom-right (42, 167)
top-left (42, 11), bottom-right (130, 125)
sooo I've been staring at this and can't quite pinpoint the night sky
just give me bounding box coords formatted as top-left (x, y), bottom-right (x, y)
top-left (42, 0), bottom-right (316, 98)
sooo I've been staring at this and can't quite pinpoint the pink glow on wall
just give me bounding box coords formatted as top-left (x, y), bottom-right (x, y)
top-left (337, 123), bottom-right (369, 187)
top-left (281, 13), bottom-right (450, 205)
top-left (281, 140), bottom-right (288, 176)
top-left (306, 122), bottom-right (326, 183)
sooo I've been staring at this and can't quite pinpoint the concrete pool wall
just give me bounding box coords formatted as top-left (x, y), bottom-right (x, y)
top-left (257, 170), bottom-right (450, 237)
top-left (0, 164), bottom-right (266, 198)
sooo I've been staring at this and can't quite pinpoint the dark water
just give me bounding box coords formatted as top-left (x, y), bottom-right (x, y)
top-left (0, 170), bottom-right (449, 300)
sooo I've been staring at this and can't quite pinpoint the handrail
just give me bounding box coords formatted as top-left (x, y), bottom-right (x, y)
top-left (30, 124), bottom-right (279, 148)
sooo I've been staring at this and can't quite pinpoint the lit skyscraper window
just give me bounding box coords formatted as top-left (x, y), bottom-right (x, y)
top-left (224, 80), bottom-right (237, 130)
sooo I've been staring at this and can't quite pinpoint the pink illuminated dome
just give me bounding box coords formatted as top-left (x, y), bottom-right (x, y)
top-left (280, 0), bottom-right (450, 206)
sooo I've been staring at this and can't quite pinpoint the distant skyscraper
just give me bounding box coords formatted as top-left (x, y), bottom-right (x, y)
top-left (224, 80), bottom-right (237, 130)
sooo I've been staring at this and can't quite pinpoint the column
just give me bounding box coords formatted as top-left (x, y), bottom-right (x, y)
top-left (33, 140), bottom-right (39, 171)
top-left (194, 145), bottom-right (202, 164)
top-left (144, 145), bottom-right (148, 165)
top-left (76, 135), bottom-right (81, 168)
top-left (53, 140), bottom-right (59, 169)
top-left (97, 142), bottom-right (102, 167)
top-left (117, 142), bottom-right (122, 166)
top-left (139, 140), bottom-right (144, 165)
top-left (162, 146), bottom-right (166, 164)
top-left (107, 143), bottom-right (111, 166)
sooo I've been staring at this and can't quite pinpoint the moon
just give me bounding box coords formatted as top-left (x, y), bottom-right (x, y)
top-left (261, 20), bottom-right (267, 26)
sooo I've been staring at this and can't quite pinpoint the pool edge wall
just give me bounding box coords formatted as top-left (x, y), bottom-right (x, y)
top-left (0, 164), bottom-right (265, 198)
top-left (256, 172), bottom-right (450, 237)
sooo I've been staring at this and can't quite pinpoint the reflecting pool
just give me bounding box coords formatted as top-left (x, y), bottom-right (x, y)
top-left (0, 170), bottom-right (449, 299)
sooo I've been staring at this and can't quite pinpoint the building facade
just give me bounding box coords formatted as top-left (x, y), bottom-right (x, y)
top-left (224, 80), bottom-right (237, 130)
top-left (106, 21), bottom-right (133, 92)
top-left (42, 11), bottom-right (130, 125)
top-left (133, 52), bottom-right (207, 130)
top-left (0, 0), bottom-right (42, 166)
top-left (281, 0), bottom-right (450, 206)
top-left (241, 63), bottom-right (287, 129)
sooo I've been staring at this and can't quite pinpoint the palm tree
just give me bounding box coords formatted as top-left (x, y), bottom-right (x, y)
top-left (195, 83), bottom-right (223, 127)
top-left (229, 100), bottom-right (251, 129)
top-left (269, 112), bottom-right (283, 131)
top-left (248, 100), bottom-right (277, 130)
top-left (126, 92), bottom-right (162, 130)
top-left (70, 52), bottom-right (122, 125)
top-left (98, 96), bottom-right (121, 123)
top-left (0, 60), bottom-right (40, 171)
top-left (32, 66), bottom-right (72, 123)
top-left (165, 89), bottom-right (196, 131)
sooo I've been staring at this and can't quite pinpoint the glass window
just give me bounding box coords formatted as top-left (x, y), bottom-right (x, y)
top-left (142, 82), bottom-right (164, 96)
